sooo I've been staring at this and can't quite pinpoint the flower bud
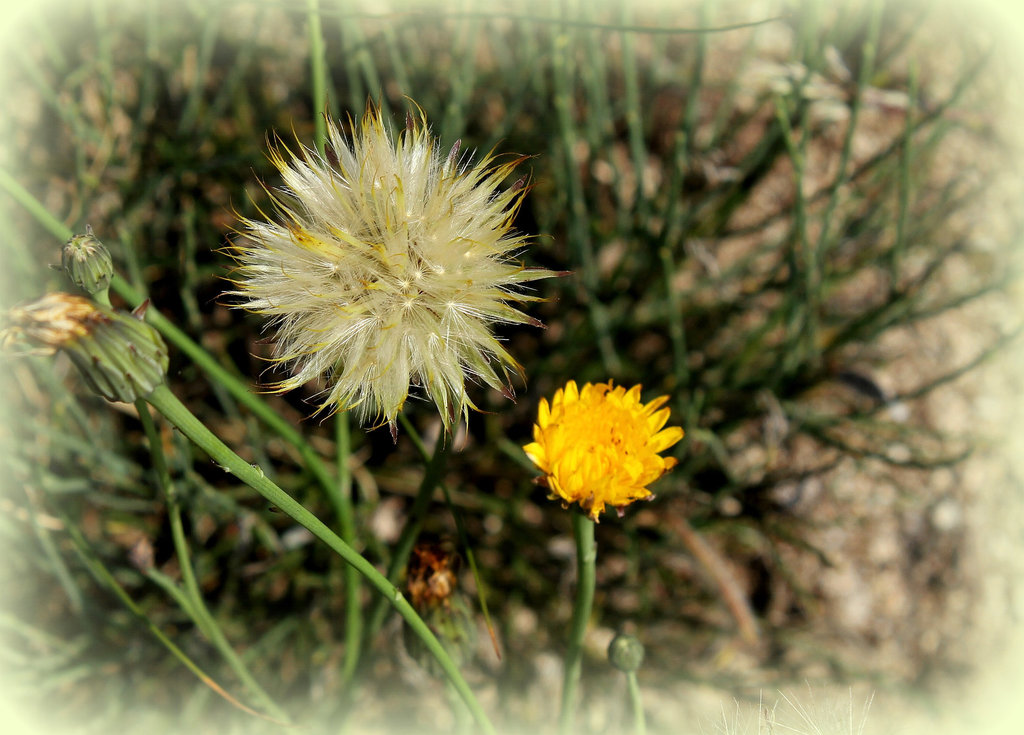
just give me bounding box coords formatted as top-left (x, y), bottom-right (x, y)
top-left (62, 225), bottom-right (113, 295)
top-left (608, 632), bottom-right (645, 673)
top-left (2, 293), bottom-right (168, 403)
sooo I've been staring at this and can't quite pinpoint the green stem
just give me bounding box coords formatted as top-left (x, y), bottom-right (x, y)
top-left (625, 671), bottom-right (646, 735)
top-left (113, 264), bottom-right (365, 657)
top-left (109, 270), bottom-right (318, 457)
top-left (122, 285), bottom-right (358, 547)
top-left (137, 404), bottom-right (200, 599)
top-left (333, 412), bottom-right (362, 684)
top-left (559, 512), bottom-right (596, 735)
top-left (0, 167), bottom-right (69, 241)
top-left (892, 59), bottom-right (918, 288)
top-left (307, 0), bottom-right (327, 156)
top-left (136, 401), bottom-right (289, 722)
top-left (364, 426), bottom-right (450, 640)
top-left (144, 384), bottom-right (492, 734)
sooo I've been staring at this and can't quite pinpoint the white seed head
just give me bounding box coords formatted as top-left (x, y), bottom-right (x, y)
top-left (226, 106), bottom-right (555, 431)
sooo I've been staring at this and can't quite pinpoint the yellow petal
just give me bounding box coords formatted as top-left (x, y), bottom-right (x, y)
top-left (552, 385), bottom-right (565, 407)
top-left (523, 442), bottom-right (546, 470)
top-left (649, 426), bottom-right (684, 453)
top-left (533, 423), bottom-right (545, 443)
top-left (641, 394), bottom-right (670, 415)
top-left (537, 397), bottom-right (551, 428)
top-left (646, 406), bottom-right (671, 434)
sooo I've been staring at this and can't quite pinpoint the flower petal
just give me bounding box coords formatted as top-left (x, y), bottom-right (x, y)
top-left (648, 426), bottom-right (684, 453)
top-left (641, 394), bottom-right (670, 416)
top-left (646, 406), bottom-right (672, 434)
top-left (523, 441), bottom-right (547, 470)
top-left (536, 397), bottom-right (551, 429)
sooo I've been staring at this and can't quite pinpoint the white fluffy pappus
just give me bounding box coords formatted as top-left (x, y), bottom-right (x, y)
top-left (225, 106), bottom-right (559, 433)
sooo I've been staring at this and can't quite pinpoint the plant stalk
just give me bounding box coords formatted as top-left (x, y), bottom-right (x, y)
top-left (334, 411), bottom-right (362, 684)
top-left (307, 0), bottom-right (327, 155)
top-left (137, 401), bottom-right (289, 722)
top-left (559, 512), bottom-right (596, 735)
top-left (626, 671), bottom-right (646, 735)
top-left (144, 383), bottom-right (494, 735)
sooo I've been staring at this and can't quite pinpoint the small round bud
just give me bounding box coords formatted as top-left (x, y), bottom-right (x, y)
top-left (608, 632), bottom-right (645, 673)
top-left (2, 293), bottom-right (168, 403)
top-left (62, 225), bottom-right (113, 295)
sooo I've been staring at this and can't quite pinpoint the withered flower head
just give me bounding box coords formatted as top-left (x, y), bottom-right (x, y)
top-left (2, 293), bottom-right (168, 403)
top-left (406, 540), bottom-right (459, 611)
top-left (403, 539), bottom-right (476, 672)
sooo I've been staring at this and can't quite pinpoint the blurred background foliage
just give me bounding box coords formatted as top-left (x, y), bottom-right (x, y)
top-left (1, 0), bottom-right (1022, 733)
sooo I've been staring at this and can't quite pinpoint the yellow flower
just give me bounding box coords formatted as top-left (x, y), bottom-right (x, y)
top-left (523, 380), bottom-right (684, 521)
top-left (226, 105), bottom-right (556, 432)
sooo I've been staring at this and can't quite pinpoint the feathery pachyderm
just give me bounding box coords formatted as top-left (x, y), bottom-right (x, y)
top-left (227, 105), bottom-right (557, 432)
